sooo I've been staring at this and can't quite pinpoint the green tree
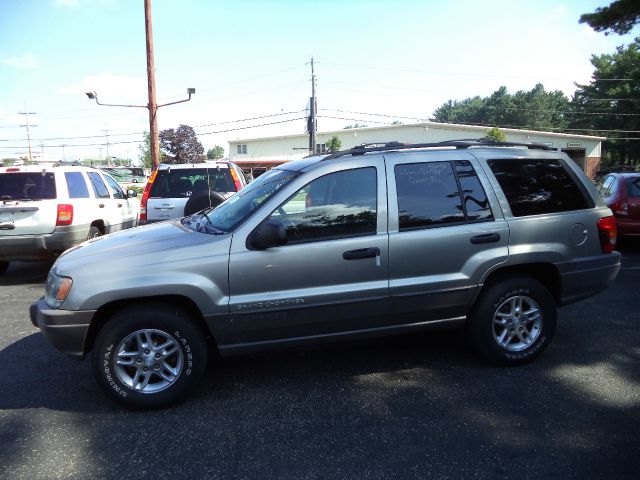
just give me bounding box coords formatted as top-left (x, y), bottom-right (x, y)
top-left (570, 37), bottom-right (640, 167)
top-left (485, 127), bottom-right (507, 142)
top-left (433, 84), bottom-right (570, 132)
top-left (343, 123), bottom-right (368, 129)
top-left (326, 135), bottom-right (342, 153)
top-left (206, 145), bottom-right (225, 160)
top-left (159, 125), bottom-right (204, 164)
top-left (138, 132), bottom-right (153, 170)
top-left (579, 0), bottom-right (640, 35)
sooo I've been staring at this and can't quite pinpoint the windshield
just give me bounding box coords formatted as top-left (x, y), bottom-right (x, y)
top-left (182, 168), bottom-right (297, 233)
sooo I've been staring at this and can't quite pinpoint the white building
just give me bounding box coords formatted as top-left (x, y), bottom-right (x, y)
top-left (228, 122), bottom-right (605, 178)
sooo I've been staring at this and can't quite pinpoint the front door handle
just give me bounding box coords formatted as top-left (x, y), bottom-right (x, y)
top-left (343, 247), bottom-right (380, 260)
top-left (470, 233), bottom-right (501, 244)
top-left (98, 203), bottom-right (105, 208)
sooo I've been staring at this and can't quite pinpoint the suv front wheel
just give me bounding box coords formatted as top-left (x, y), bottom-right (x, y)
top-left (92, 304), bottom-right (207, 409)
top-left (467, 275), bottom-right (556, 366)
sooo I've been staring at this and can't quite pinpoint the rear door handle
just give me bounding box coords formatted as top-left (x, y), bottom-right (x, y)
top-left (98, 203), bottom-right (105, 208)
top-left (343, 247), bottom-right (380, 260)
top-left (470, 233), bottom-right (500, 244)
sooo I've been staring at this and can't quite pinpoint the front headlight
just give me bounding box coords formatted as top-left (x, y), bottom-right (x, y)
top-left (45, 270), bottom-right (73, 308)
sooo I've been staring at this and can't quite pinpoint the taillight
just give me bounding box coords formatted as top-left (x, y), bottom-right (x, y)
top-left (56, 204), bottom-right (73, 226)
top-left (597, 216), bottom-right (617, 253)
top-left (6, 167), bottom-right (20, 172)
top-left (610, 201), bottom-right (629, 216)
top-left (139, 169), bottom-right (158, 222)
top-left (229, 166), bottom-right (243, 192)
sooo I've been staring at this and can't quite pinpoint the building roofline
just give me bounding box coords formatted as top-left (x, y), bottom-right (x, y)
top-left (228, 121), bottom-right (606, 143)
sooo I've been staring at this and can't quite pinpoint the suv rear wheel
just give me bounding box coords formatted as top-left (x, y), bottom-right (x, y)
top-left (92, 304), bottom-right (207, 409)
top-left (467, 275), bottom-right (556, 366)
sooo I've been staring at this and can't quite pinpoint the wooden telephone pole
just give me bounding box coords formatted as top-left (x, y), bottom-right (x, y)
top-left (144, 0), bottom-right (160, 168)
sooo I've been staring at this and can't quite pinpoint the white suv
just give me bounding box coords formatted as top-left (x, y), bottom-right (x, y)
top-left (139, 161), bottom-right (246, 224)
top-left (0, 164), bottom-right (139, 273)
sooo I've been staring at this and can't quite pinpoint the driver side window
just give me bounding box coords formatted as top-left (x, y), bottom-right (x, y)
top-left (268, 167), bottom-right (377, 244)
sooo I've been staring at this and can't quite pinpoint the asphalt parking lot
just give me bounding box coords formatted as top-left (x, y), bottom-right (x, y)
top-left (0, 242), bottom-right (639, 480)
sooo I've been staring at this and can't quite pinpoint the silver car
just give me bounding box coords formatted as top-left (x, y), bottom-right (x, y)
top-left (30, 140), bottom-right (621, 409)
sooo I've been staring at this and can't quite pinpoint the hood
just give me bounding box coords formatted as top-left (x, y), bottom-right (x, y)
top-left (55, 220), bottom-right (229, 272)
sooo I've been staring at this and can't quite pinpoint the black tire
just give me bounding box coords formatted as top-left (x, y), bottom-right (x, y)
top-left (466, 275), bottom-right (556, 366)
top-left (92, 304), bottom-right (207, 409)
top-left (184, 191), bottom-right (225, 216)
top-left (0, 261), bottom-right (9, 275)
top-left (87, 225), bottom-right (102, 240)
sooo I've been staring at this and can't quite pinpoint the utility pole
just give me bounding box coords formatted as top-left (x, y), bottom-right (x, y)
top-left (308, 57), bottom-right (317, 155)
top-left (85, 0), bottom-right (194, 169)
top-left (144, 0), bottom-right (160, 169)
top-left (18, 102), bottom-right (37, 162)
top-left (103, 128), bottom-right (110, 163)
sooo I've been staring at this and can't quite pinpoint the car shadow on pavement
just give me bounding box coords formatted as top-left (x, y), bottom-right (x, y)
top-left (0, 333), bottom-right (112, 413)
top-left (0, 261), bottom-right (51, 286)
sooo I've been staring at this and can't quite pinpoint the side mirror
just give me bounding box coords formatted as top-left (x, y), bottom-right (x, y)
top-left (127, 189), bottom-right (138, 198)
top-left (246, 220), bottom-right (287, 250)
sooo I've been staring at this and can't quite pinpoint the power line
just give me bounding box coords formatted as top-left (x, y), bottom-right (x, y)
top-left (319, 61), bottom-right (634, 82)
top-left (198, 117), bottom-right (306, 136)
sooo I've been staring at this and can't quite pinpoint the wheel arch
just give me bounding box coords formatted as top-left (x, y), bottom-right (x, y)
top-left (479, 263), bottom-right (561, 306)
top-left (90, 220), bottom-right (106, 234)
top-left (83, 295), bottom-right (216, 355)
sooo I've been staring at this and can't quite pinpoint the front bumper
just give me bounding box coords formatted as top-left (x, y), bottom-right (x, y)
top-left (556, 252), bottom-right (621, 305)
top-left (30, 298), bottom-right (96, 359)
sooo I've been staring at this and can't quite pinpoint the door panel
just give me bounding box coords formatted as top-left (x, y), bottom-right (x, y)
top-left (386, 152), bottom-right (509, 323)
top-left (228, 158), bottom-right (390, 344)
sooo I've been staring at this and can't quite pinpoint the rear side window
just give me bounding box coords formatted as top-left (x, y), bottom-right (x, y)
top-left (395, 160), bottom-right (493, 231)
top-left (87, 172), bottom-right (111, 199)
top-left (149, 168), bottom-right (234, 198)
top-left (64, 172), bottom-right (90, 198)
top-left (488, 159), bottom-right (590, 217)
top-left (0, 172), bottom-right (56, 200)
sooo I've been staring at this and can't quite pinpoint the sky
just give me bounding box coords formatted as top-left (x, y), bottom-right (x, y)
top-left (0, 0), bottom-right (638, 164)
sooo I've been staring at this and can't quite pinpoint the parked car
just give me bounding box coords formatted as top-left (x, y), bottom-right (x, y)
top-left (596, 172), bottom-right (640, 239)
top-left (30, 140), bottom-right (621, 409)
top-left (100, 167), bottom-right (147, 184)
top-left (0, 164), bottom-right (138, 274)
top-left (139, 161), bottom-right (246, 224)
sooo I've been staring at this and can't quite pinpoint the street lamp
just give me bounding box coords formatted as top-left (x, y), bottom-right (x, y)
top-left (85, 88), bottom-right (195, 167)
top-left (85, 88), bottom-right (195, 108)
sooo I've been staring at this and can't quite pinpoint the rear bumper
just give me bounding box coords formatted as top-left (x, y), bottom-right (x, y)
top-left (29, 298), bottom-right (95, 359)
top-left (555, 252), bottom-right (621, 305)
top-left (0, 226), bottom-right (88, 261)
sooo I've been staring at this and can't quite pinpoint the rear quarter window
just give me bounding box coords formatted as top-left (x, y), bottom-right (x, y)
top-left (626, 177), bottom-right (640, 197)
top-left (487, 158), bottom-right (591, 217)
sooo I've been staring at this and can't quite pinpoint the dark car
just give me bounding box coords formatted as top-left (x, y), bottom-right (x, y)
top-left (597, 172), bottom-right (640, 238)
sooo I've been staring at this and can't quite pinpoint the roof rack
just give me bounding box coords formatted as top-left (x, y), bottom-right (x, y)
top-left (322, 139), bottom-right (554, 160)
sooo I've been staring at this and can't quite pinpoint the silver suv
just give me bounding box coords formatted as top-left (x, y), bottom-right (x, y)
top-left (30, 140), bottom-right (621, 409)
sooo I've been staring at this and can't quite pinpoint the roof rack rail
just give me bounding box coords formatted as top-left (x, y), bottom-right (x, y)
top-left (322, 138), bottom-right (554, 160)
